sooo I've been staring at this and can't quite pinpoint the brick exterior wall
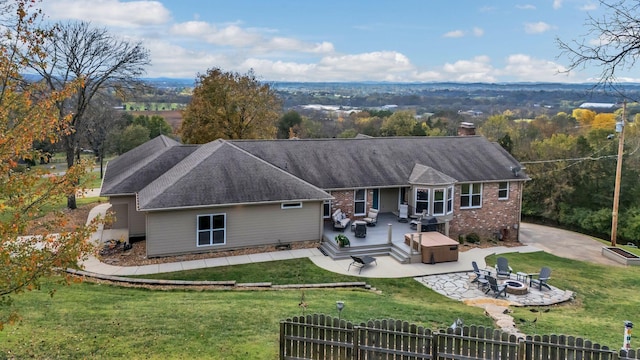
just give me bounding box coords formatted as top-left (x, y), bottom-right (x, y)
top-left (330, 184), bottom-right (522, 242)
top-left (449, 182), bottom-right (522, 242)
top-left (330, 189), bottom-right (374, 219)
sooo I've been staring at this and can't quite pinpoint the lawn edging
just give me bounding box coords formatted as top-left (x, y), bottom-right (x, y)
top-left (65, 268), bottom-right (371, 290)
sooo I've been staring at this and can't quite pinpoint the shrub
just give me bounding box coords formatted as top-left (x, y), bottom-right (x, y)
top-left (466, 233), bottom-right (480, 244)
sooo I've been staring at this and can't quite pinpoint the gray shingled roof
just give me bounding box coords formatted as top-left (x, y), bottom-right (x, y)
top-left (137, 140), bottom-right (332, 210)
top-left (409, 164), bottom-right (457, 185)
top-left (230, 136), bottom-right (527, 190)
top-left (100, 135), bottom-right (197, 196)
top-left (102, 135), bottom-right (527, 211)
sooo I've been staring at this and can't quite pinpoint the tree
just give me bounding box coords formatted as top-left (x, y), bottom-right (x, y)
top-left (180, 68), bottom-right (281, 143)
top-left (479, 114), bottom-right (510, 142)
top-left (114, 124), bottom-right (151, 154)
top-left (557, 0), bottom-right (640, 90)
top-left (0, 0), bottom-right (97, 329)
top-left (572, 109), bottom-right (596, 127)
top-left (132, 114), bottom-right (172, 138)
top-left (592, 113), bottom-right (617, 130)
top-left (84, 94), bottom-right (121, 178)
top-left (25, 20), bottom-right (150, 209)
top-left (380, 110), bottom-right (417, 136)
top-left (277, 110), bottom-right (303, 139)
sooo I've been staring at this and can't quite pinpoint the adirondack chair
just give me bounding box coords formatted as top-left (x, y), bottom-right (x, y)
top-left (530, 267), bottom-right (552, 290)
top-left (495, 257), bottom-right (512, 279)
top-left (487, 276), bottom-right (508, 298)
top-left (471, 261), bottom-right (490, 290)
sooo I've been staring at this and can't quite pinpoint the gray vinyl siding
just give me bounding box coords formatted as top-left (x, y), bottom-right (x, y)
top-left (110, 203), bottom-right (128, 229)
top-left (109, 196), bottom-right (145, 236)
top-left (145, 201), bottom-right (323, 257)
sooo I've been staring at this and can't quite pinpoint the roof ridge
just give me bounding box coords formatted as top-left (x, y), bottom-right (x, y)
top-left (224, 141), bottom-right (330, 195)
top-left (138, 140), bottom-right (225, 209)
top-left (101, 136), bottom-right (180, 194)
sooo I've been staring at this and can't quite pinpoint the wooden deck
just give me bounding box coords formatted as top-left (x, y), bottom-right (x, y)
top-left (320, 212), bottom-right (456, 264)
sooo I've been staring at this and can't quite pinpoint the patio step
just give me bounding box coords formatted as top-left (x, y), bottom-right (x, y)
top-left (319, 237), bottom-right (413, 264)
top-left (390, 243), bottom-right (412, 264)
top-left (319, 239), bottom-right (393, 260)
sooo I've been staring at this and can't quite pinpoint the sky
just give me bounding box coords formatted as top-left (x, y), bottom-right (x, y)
top-left (37, 0), bottom-right (632, 83)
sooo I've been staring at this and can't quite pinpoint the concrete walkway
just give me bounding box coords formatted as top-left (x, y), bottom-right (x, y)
top-left (80, 202), bottom-right (542, 278)
top-left (81, 207), bottom-right (613, 278)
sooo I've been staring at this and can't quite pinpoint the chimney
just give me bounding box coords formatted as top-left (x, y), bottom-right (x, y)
top-left (458, 122), bottom-right (476, 136)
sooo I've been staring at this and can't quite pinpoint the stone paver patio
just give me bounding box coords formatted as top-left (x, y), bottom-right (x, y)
top-left (416, 272), bottom-right (575, 339)
top-left (418, 272), bottom-right (574, 306)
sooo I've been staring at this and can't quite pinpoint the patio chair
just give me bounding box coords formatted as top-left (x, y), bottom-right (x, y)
top-left (363, 208), bottom-right (379, 226)
top-left (487, 276), bottom-right (508, 298)
top-left (471, 261), bottom-right (490, 290)
top-left (495, 257), bottom-right (513, 279)
top-left (530, 266), bottom-right (552, 290)
top-left (398, 204), bottom-right (409, 223)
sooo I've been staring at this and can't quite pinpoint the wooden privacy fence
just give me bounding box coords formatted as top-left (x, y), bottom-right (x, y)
top-left (280, 314), bottom-right (640, 360)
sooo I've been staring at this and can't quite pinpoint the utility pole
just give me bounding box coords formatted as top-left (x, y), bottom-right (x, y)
top-left (611, 101), bottom-right (626, 247)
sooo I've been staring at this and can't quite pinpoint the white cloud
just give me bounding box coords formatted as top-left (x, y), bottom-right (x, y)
top-left (499, 54), bottom-right (572, 82)
top-left (143, 40), bottom-right (231, 78)
top-left (580, 3), bottom-right (598, 11)
top-left (553, 0), bottom-right (563, 9)
top-left (170, 22), bottom-right (262, 47)
top-left (319, 51), bottom-right (413, 74)
top-left (239, 51), bottom-right (415, 82)
top-left (442, 56), bottom-right (497, 82)
top-left (43, 0), bottom-right (171, 27)
top-left (443, 30), bottom-right (465, 38)
top-left (524, 21), bottom-right (553, 34)
top-left (516, 4), bottom-right (536, 10)
top-left (443, 28), bottom-right (483, 38)
top-left (170, 21), bottom-right (334, 55)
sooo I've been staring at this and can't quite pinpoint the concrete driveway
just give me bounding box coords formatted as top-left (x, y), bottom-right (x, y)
top-left (519, 223), bottom-right (622, 267)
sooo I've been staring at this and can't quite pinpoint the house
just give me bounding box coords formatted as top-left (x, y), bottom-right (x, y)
top-left (100, 135), bottom-right (528, 258)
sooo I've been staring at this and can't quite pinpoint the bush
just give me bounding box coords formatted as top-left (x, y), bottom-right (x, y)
top-left (465, 233), bottom-right (480, 244)
top-left (458, 235), bottom-right (465, 244)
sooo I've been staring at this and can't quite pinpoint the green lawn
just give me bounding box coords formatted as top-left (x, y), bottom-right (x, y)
top-left (1, 251), bottom-right (638, 359)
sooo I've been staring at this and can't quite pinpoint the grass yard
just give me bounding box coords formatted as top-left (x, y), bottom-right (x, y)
top-left (486, 252), bottom-right (639, 346)
top-left (0, 274), bottom-right (491, 359)
top-left (2, 215), bottom-right (640, 359)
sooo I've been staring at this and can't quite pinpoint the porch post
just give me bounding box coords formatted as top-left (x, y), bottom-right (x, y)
top-left (387, 223), bottom-right (392, 245)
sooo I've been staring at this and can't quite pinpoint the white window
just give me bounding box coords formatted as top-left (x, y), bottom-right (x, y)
top-left (281, 202), bottom-right (302, 209)
top-left (498, 182), bottom-right (509, 200)
top-left (433, 189), bottom-right (445, 216)
top-left (415, 188), bottom-right (429, 215)
top-left (460, 183), bottom-right (482, 209)
top-left (354, 189), bottom-right (366, 215)
top-left (446, 186), bottom-right (454, 214)
top-left (197, 214), bottom-right (226, 246)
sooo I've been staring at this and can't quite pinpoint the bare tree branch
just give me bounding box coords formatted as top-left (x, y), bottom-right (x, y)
top-left (24, 20), bottom-right (150, 208)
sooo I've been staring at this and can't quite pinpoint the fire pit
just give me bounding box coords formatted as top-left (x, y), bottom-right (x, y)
top-left (504, 280), bottom-right (528, 295)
